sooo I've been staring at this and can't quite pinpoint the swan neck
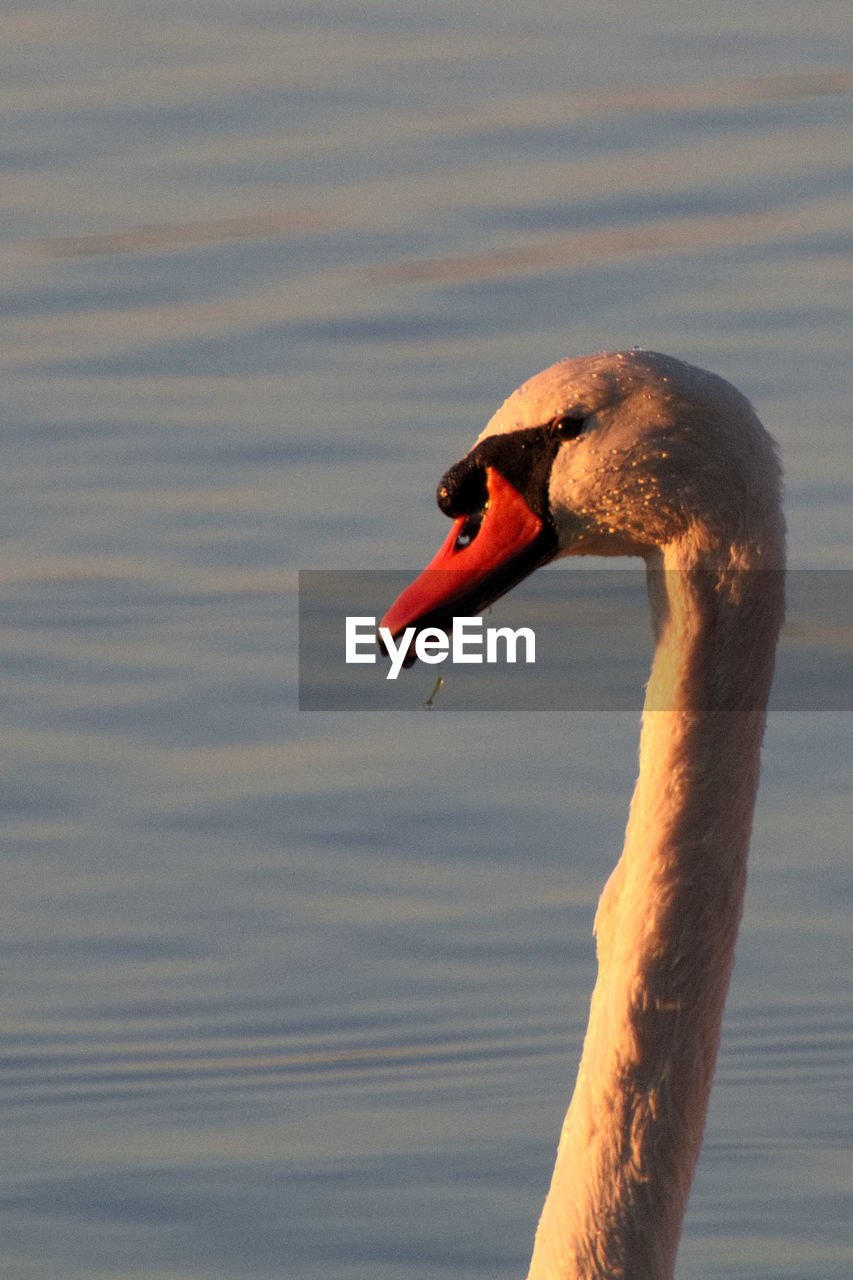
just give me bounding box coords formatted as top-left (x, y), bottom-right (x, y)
top-left (527, 559), bottom-right (783, 1280)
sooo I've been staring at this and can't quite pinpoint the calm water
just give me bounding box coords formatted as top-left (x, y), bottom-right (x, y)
top-left (2, 2), bottom-right (852, 1277)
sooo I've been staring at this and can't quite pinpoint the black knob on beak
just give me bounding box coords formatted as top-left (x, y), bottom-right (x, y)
top-left (437, 454), bottom-right (488, 517)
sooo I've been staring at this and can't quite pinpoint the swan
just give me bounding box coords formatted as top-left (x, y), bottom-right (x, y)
top-left (379, 350), bottom-right (785, 1279)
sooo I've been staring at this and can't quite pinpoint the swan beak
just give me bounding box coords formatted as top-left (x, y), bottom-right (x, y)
top-left (379, 466), bottom-right (554, 661)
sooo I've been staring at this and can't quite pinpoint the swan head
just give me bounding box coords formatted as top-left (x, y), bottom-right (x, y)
top-left (380, 350), bottom-right (784, 647)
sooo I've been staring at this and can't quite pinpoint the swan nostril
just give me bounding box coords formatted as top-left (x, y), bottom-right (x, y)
top-left (454, 508), bottom-right (485, 549)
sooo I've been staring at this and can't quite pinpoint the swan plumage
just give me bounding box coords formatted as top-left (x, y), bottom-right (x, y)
top-left (380, 350), bottom-right (785, 1279)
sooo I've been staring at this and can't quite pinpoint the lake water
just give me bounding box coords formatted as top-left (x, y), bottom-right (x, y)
top-left (2, 2), bottom-right (852, 1277)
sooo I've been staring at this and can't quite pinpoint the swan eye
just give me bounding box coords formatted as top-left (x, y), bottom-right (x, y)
top-left (551, 415), bottom-right (585, 440)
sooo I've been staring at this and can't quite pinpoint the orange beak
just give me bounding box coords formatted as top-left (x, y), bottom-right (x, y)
top-left (379, 466), bottom-right (555, 663)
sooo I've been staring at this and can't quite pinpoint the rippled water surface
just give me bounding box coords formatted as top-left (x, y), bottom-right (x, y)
top-left (2, 3), bottom-right (852, 1277)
